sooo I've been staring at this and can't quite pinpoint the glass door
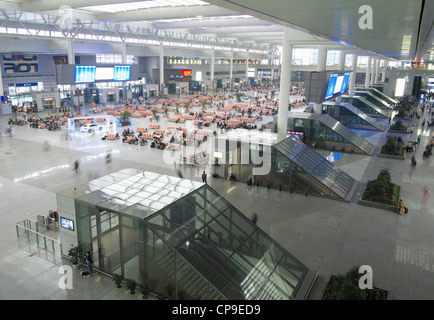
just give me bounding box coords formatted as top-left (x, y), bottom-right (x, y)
top-left (90, 210), bottom-right (120, 274)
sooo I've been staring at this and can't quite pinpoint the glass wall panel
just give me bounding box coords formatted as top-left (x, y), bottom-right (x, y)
top-left (145, 225), bottom-right (175, 294)
top-left (99, 211), bottom-right (120, 274)
top-left (121, 215), bottom-right (143, 283)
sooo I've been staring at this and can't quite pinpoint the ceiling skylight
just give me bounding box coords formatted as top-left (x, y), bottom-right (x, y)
top-left (81, 0), bottom-right (210, 13)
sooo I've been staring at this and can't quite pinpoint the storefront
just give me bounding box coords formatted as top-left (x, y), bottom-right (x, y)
top-left (33, 92), bottom-right (61, 111)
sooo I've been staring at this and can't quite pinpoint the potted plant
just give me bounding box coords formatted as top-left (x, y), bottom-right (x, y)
top-left (184, 102), bottom-right (191, 113)
top-left (118, 110), bottom-right (131, 127)
top-left (68, 244), bottom-right (83, 268)
top-left (152, 108), bottom-right (158, 120)
top-left (113, 273), bottom-right (123, 288)
top-left (201, 99), bottom-right (207, 110)
top-left (126, 279), bottom-right (137, 294)
top-left (175, 103), bottom-right (180, 115)
top-left (140, 286), bottom-right (149, 299)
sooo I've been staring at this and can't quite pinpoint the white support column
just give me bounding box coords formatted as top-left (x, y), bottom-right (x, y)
top-left (277, 27), bottom-right (293, 139)
top-left (210, 48), bottom-right (215, 92)
top-left (335, 51), bottom-right (346, 103)
top-left (159, 45), bottom-right (164, 95)
top-left (375, 58), bottom-right (380, 84)
top-left (381, 59), bottom-right (387, 82)
top-left (349, 54), bottom-right (358, 97)
top-left (121, 42), bottom-right (127, 102)
top-left (370, 58), bottom-right (376, 86)
top-left (229, 49), bottom-right (233, 89)
top-left (245, 49), bottom-right (249, 86)
top-left (313, 46), bottom-right (327, 114)
top-left (365, 56), bottom-right (372, 88)
top-left (67, 38), bottom-right (75, 65)
top-left (121, 42), bottom-right (127, 64)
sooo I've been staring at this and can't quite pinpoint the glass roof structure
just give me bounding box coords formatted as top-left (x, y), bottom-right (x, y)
top-left (74, 169), bottom-right (203, 218)
top-left (65, 168), bottom-right (315, 300)
top-left (81, 0), bottom-right (210, 13)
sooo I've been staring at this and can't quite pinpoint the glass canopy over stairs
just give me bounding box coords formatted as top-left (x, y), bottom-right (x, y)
top-left (269, 135), bottom-right (358, 201)
top-left (64, 169), bottom-right (317, 300)
top-left (146, 181), bottom-right (317, 300)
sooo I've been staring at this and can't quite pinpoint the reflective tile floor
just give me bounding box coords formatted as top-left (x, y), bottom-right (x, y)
top-left (0, 97), bottom-right (433, 300)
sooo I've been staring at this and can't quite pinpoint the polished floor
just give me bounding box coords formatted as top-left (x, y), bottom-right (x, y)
top-left (0, 97), bottom-right (433, 300)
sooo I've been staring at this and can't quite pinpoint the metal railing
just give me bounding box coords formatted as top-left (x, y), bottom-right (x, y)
top-left (16, 218), bottom-right (62, 262)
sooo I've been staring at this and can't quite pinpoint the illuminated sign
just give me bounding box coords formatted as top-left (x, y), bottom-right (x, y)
top-left (75, 66), bottom-right (96, 83)
top-left (95, 67), bottom-right (114, 81)
top-left (182, 69), bottom-right (192, 77)
top-left (113, 65), bottom-right (131, 81)
top-left (395, 78), bottom-right (406, 97)
top-left (60, 217), bottom-right (74, 231)
top-left (325, 73), bottom-right (338, 100)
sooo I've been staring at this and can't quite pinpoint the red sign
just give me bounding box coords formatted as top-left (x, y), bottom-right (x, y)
top-left (182, 69), bottom-right (192, 77)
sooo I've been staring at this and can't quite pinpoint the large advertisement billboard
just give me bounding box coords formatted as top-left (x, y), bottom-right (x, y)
top-left (3, 54), bottom-right (39, 73)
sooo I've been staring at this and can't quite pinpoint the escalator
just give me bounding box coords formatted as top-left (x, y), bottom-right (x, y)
top-left (355, 90), bottom-right (392, 110)
top-left (323, 101), bottom-right (385, 131)
top-left (341, 95), bottom-right (390, 118)
top-left (361, 87), bottom-right (398, 106)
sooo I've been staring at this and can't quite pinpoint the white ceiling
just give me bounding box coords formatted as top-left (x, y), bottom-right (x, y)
top-left (0, 0), bottom-right (431, 62)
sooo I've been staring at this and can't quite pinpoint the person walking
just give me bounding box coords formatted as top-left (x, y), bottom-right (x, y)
top-left (84, 251), bottom-right (93, 276)
top-left (252, 214), bottom-right (258, 225)
top-left (202, 171), bottom-right (207, 184)
top-left (74, 160), bottom-right (80, 174)
top-left (424, 187), bottom-right (430, 205)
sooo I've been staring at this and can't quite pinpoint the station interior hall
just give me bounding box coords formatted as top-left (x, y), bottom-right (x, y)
top-left (0, 0), bottom-right (434, 301)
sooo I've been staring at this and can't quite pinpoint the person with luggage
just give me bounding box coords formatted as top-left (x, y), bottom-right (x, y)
top-left (397, 199), bottom-right (407, 216)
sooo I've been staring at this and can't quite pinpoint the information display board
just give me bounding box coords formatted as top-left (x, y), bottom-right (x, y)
top-left (113, 65), bottom-right (131, 81)
top-left (75, 66), bottom-right (96, 83)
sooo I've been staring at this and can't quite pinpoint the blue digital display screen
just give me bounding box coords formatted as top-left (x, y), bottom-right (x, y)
top-left (75, 66), bottom-right (96, 83)
top-left (113, 65), bottom-right (131, 81)
top-left (60, 217), bottom-right (74, 231)
top-left (325, 73), bottom-right (338, 100)
top-left (340, 72), bottom-right (351, 94)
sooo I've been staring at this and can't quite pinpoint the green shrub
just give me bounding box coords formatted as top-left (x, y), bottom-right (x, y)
top-left (390, 120), bottom-right (407, 131)
top-left (362, 168), bottom-right (400, 205)
top-left (380, 137), bottom-right (404, 156)
top-left (322, 266), bottom-right (388, 300)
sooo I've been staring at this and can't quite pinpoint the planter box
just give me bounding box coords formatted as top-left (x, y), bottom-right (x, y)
top-left (377, 153), bottom-right (405, 160)
top-left (357, 182), bottom-right (400, 212)
top-left (322, 274), bottom-right (390, 300)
